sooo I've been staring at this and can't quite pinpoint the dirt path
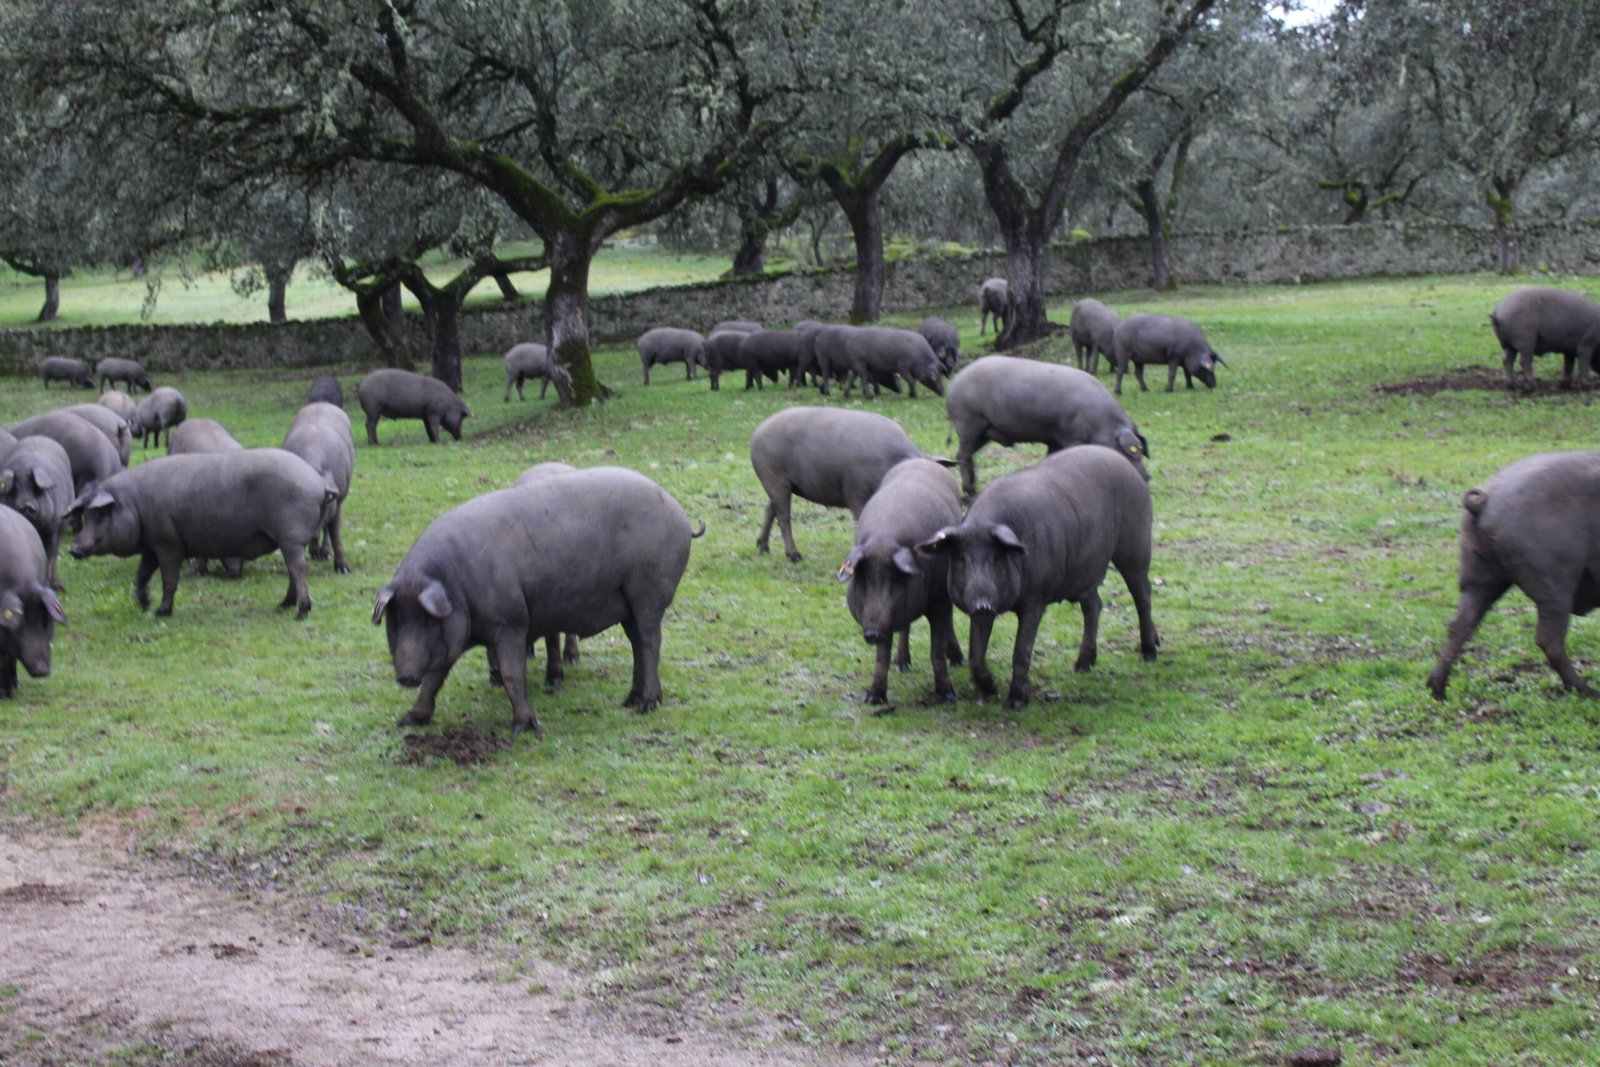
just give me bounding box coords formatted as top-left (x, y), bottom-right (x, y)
top-left (0, 829), bottom-right (866, 1067)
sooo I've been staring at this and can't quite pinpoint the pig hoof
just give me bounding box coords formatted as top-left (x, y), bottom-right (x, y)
top-left (487, 670), bottom-right (503, 687)
top-left (1073, 659), bottom-right (1095, 673)
top-left (155, 604), bottom-right (173, 617)
top-left (892, 662), bottom-right (910, 674)
top-left (1141, 648), bottom-right (1158, 662)
top-left (310, 547), bottom-right (330, 561)
top-left (931, 688), bottom-right (957, 705)
top-left (544, 672), bottom-right (563, 689)
top-left (786, 551), bottom-right (804, 563)
top-left (1005, 693), bottom-right (1029, 711)
top-left (511, 719), bottom-right (543, 736)
top-left (973, 673), bottom-right (996, 697)
top-left (563, 651), bottom-right (580, 665)
top-left (335, 562), bottom-right (351, 575)
top-left (864, 688), bottom-right (888, 705)
top-left (397, 710), bottom-right (433, 727)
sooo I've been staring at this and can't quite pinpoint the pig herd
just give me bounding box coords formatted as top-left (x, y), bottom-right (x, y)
top-left (5, 282), bottom-right (1600, 729)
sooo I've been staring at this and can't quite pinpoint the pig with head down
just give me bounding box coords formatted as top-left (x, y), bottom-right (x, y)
top-left (919, 445), bottom-right (1160, 709)
top-left (0, 436), bottom-right (75, 590)
top-left (1112, 313), bottom-right (1226, 395)
top-left (0, 508), bottom-right (65, 699)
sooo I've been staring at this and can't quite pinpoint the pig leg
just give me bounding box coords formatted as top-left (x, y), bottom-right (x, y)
top-left (542, 633), bottom-right (565, 688)
top-left (423, 416), bottom-right (441, 444)
top-left (757, 487), bottom-right (802, 562)
top-left (0, 654), bottom-right (16, 698)
top-left (365, 411), bottom-right (381, 446)
top-left (620, 613), bottom-right (664, 712)
top-left (489, 630), bottom-right (541, 734)
top-left (927, 607), bottom-right (957, 703)
top-left (276, 544), bottom-right (312, 619)
top-left (538, 375), bottom-right (550, 400)
top-left (1426, 579), bottom-right (1510, 699)
top-left (327, 507), bottom-right (350, 574)
top-left (956, 437), bottom-right (980, 500)
top-left (1006, 603), bottom-right (1049, 709)
top-left (1133, 363), bottom-right (1150, 392)
top-left (153, 551), bottom-right (185, 616)
top-left (1119, 566), bottom-right (1161, 661)
top-left (397, 668), bottom-right (448, 727)
top-left (1165, 363), bottom-right (1180, 392)
top-left (1073, 590), bottom-right (1102, 672)
top-left (894, 629), bottom-right (911, 672)
top-left (43, 530), bottom-right (62, 591)
top-left (134, 551), bottom-right (160, 611)
top-left (967, 613), bottom-right (997, 697)
top-left (1562, 353), bottom-right (1577, 390)
top-left (864, 639), bottom-right (894, 705)
top-left (1533, 601), bottom-right (1597, 697)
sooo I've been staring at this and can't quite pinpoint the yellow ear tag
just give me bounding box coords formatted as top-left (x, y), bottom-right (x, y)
top-left (837, 558), bottom-right (854, 579)
top-left (1128, 444), bottom-right (1141, 454)
top-left (3, 610), bottom-right (13, 621)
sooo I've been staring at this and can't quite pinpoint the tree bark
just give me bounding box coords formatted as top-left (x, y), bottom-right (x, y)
top-left (37, 271), bottom-right (61, 323)
top-left (357, 287), bottom-right (416, 370)
top-left (430, 297), bottom-right (464, 392)
top-left (1135, 179), bottom-right (1171, 291)
top-left (492, 271), bottom-right (520, 302)
top-left (844, 189), bottom-right (886, 324)
top-left (730, 221), bottom-right (766, 276)
top-left (544, 229), bottom-right (604, 407)
top-left (266, 265), bottom-right (290, 323)
top-left (996, 219), bottom-right (1048, 347)
top-left (1487, 179), bottom-right (1520, 274)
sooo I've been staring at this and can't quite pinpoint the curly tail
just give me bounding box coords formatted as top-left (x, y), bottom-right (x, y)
top-left (691, 518), bottom-right (707, 538)
top-left (1462, 487), bottom-right (1488, 516)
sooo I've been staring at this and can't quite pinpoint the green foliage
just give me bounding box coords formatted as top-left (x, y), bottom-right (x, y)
top-left (3, 274), bottom-right (1600, 1062)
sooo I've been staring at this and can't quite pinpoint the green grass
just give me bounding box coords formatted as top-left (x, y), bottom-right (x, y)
top-left (3, 272), bottom-right (1600, 1063)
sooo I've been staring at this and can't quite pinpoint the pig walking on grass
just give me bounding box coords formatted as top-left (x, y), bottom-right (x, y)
top-left (979, 278), bottom-right (1011, 337)
top-left (132, 387), bottom-right (188, 449)
top-left (0, 436), bottom-right (75, 590)
top-left (1428, 452), bottom-right (1600, 699)
top-left (919, 446), bottom-right (1160, 709)
top-left (166, 418), bottom-right (247, 579)
top-left (282, 402), bottom-right (356, 574)
top-left (55, 404), bottom-right (133, 466)
top-left (1489, 287), bottom-right (1600, 391)
top-left (503, 343), bottom-right (570, 402)
top-left (67, 450), bottom-right (336, 619)
top-left (373, 468), bottom-right (701, 735)
top-left (839, 327), bottom-right (947, 400)
top-left (1112, 313), bottom-right (1226, 395)
top-left (95, 358), bottom-right (153, 394)
top-left (749, 407), bottom-right (951, 563)
top-left (636, 328), bottom-right (706, 384)
top-left (39, 357), bottom-right (93, 390)
top-left (840, 458), bottom-right (965, 705)
top-left (1069, 298), bottom-right (1120, 375)
top-left (0, 508), bottom-right (65, 699)
top-left (7, 410), bottom-right (123, 497)
top-left (357, 369), bottom-right (472, 445)
top-left (945, 356), bottom-right (1149, 499)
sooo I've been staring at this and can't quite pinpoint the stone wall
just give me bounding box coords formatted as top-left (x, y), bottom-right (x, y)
top-left (4, 220), bottom-right (1597, 377)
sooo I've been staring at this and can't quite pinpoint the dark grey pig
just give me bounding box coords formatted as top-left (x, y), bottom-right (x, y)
top-left (796, 324), bottom-right (858, 396)
top-left (0, 508), bottom-right (65, 698)
top-left (919, 445), bottom-right (1159, 709)
top-left (308, 375), bottom-right (345, 407)
top-left (945, 355), bottom-right (1149, 498)
top-left (8, 410), bottom-right (122, 496)
top-left (839, 458), bottom-right (964, 705)
top-left (96, 357), bottom-right (153, 393)
top-left (1490, 287), bottom-right (1600, 391)
top-left (167, 418), bottom-right (244, 456)
top-left (917, 317), bottom-right (962, 375)
top-left (1069, 298), bottom-right (1120, 375)
top-left (840, 327), bottom-right (946, 399)
top-left (512, 461), bottom-right (581, 675)
top-left (502, 342), bottom-right (570, 401)
top-left (132, 387), bottom-right (188, 449)
top-left (67, 449), bottom-right (334, 618)
top-left (0, 427), bottom-right (15, 456)
top-left (979, 278), bottom-right (1011, 337)
top-left (39, 357), bottom-right (93, 390)
top-left (704, 329), bottom-right (750, 391)
top-left (57, 404), bottom-right (133, 465)
top-left (357, 369), bottom-right (473, 445)
top-left (97, 390), bottom-right (138, 422)
top-left (0, 436), bottom-right (74, 590)
top-left (739, 327), bottom-right (816, 391)
top-left (373, 467), bottom-right (701, 735)
top-left (282, 402), bottom-right (356, 573)
top-left (1428, 451), bottom-right (1600, 699)
top-left (1112, 313), bottom-right (1226, 395)
top-left (749, 407), bottom-right (949, 562)
top-left (636, 327), bottom-right (706, 384)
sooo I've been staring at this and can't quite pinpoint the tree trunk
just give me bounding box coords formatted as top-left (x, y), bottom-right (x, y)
top-left (730, 222), bottom-right (766, 276)
top-left (266, 266), bottom-right (290, 323)
top-left (995, 223), bottom-right (1049, 348)
top-left (429, 296), bottom-right (464, 392)
top-left (37, 272), bottom-right (61, 323)
top-left (845, 189), bottom-right (885, 324)
top-left (1487, 179), bottom-right (1520, 274)
top-left (544, 230), bottom-right (604, 407)
top-left (382, 280), bottom-right (405, 335)
top-left (492, 271), bottom-right (520, 302)
top-left (1135, 179), bottom-right (1171, 291)
top-left (357, 286), bottom-right (415, 370)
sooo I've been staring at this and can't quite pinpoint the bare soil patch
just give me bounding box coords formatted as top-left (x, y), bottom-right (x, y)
top-left (1376, 364), bottom-right (1588, 397)
top-left (0, 828), bottom-right (866, 1067)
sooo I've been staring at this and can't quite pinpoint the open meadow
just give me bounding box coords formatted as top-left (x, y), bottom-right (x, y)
top-left (1, 273), bottom-right (1598, 1064)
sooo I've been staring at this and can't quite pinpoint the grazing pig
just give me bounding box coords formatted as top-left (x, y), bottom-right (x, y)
top-left (703, 329), bottom-right (750, 391)
top-left (945, 356), bottom-right (1149, 498)
top-left (1427, 451), bottom-right (1600, 699)
top-left (840, 327), bottom-right (946, 399)
top-left (917, 317), bottom-right (962, 375)
top-left (67, 449), bottom-right (334, 618)
top-left (373, 467), bottom-right (701, 734)
top-left (502, 342), bottom-right (571, 401)
top-left (750, 407), bottom-right (950, 562)
top-left (1112, 313), bottom-right (1227, 395)
top-left (0, 508), bottom-right (66, 698)
top-left (57, 404), bottom-right (133, 466)
top-left (39, 357), bottom-right (93, 390)
top-left (95, 357), bottom-right (153, 393)
top-left (839, 459), bottom-right (964, 705)
top-left (132, 386), bottom-right (188, 449)
top-left (97, 390), bottom-right (138, 422)
top-left (919, 446), bottom-right (1160, 709)
top-left (636, 327), bottom-right (707, 384)
top-left (796, 324), bottom-right (860, 396)
top-left (738, 327), bottom-right (816, 390)
top-left (308, 376), bottom-right (344, 407)
top-left (1489, 287), bottom-right (1600, 391)
top-left (979, 278), bottom-right (1011, 337)
top-left (357, 369), bottom-right (473, 445)
top-left (167, 418), bottom-right (244, 456)
top-left (1069, 298), bottom-right (1120, 375)
top-left (0, 436), bottom-right (74, 590)
top-left (282, 402), bottom-right (356, 573)
top-left (8, 411), bottom-right (122, 496)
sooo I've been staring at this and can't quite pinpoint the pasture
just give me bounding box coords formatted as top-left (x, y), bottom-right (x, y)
top-left (1, 273), bottom-right (1598, 1064)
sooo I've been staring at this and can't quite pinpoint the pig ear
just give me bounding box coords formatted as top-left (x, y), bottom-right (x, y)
top-left (1211, 351), bottom-right (1227, 367)
top-left (0, 592), bottom-right (22, 631)
top-left (31, 467), bottom-right (54, 492)
top-left (372, 585), bottom-right (394, 624)
top-left (0, 470), bottom-right (11, 494)
top-left (916, 526), bottom-right (961, 556)
top-left (892, 546), bottom-right (919, 576)
top-left (37, 586), bottom-right (64, 624)
top-left (836, 548), bottom-right (862, 582)
top-left (929, 456), bottom-right (959, 469)
top-left (990, 524), bottom-right (1026, 553)
top-left (418, 580), bottom-right (453, 620)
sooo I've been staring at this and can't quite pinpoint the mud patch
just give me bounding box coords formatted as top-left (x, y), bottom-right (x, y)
top-left (397, 727), bottom-right (516, 766)
top-left (0, 882), bottom-right (79, 906)
top-left (1377, 365), bottom-right (1589, 397)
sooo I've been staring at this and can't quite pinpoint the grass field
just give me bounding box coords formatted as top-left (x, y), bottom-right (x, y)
top-left (2, 272), bottom-right (1599, 1064)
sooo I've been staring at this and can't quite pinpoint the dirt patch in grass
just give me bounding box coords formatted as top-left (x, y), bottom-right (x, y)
top-left (1376, 364), bottom-right (1588, 397)
top-left (396, 726), bottom-right (516, 766)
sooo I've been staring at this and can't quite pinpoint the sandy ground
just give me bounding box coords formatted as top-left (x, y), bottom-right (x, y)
top-left (0, 828), bottom-right (867, 1067)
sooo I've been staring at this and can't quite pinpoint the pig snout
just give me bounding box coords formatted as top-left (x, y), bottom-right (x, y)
top-left (862, 626), bottom-right (888, 645)
top-left (969, 599), bottom-right (996, 616)
top-left (395, 669), bottom-right (423, 688)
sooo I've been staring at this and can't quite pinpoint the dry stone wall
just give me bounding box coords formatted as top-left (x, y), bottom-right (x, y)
top-left (4, 221), bottom-right (1597, 377)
